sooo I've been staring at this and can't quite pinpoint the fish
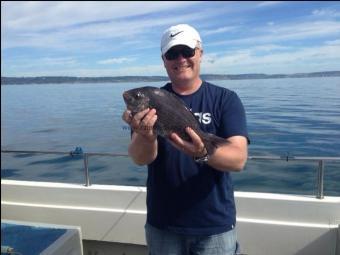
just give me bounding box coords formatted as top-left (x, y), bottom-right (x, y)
top-left (123, 86), bottom-right (228, 155)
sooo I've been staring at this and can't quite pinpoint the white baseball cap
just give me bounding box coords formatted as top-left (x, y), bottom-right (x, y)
top-left (160, 24), bottom-right (202, 55)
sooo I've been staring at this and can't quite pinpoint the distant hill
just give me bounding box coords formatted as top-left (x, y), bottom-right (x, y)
top-left (2, 71), bottom-right (340, 85)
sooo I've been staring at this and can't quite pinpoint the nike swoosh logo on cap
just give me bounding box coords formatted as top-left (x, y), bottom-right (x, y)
top-left (170, 31), bottom-right (183, 37)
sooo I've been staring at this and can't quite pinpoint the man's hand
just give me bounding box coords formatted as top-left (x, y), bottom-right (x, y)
top-left (171, 128), bottom-right (248, 171)
top-left (122, 108), bottom-right (158, 165)
top-left (122, 108), bottom-right (158, 142)
top-left (170, 127), bottom-right (207, 157)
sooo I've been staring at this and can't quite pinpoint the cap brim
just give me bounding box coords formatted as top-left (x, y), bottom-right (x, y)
top-left (161, 39), bottom-right (197, 55)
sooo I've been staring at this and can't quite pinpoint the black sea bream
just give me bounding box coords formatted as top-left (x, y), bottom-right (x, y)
top-left (123, 86), bottom-right (227, 155)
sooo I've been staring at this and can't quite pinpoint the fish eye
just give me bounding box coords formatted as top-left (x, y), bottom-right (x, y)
top-left (136, 92), bottom-right (143, 98)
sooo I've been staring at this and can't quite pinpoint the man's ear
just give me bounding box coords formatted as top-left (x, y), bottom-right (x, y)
top-left (199, 49), bottom-right (203, 62)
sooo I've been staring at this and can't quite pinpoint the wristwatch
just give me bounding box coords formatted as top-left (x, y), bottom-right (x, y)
top-left (194, 152), bottom-right (209, 163)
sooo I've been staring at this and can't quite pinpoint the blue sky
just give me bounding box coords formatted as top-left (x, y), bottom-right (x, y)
top-left (2, 1), bottom-right (340, 77)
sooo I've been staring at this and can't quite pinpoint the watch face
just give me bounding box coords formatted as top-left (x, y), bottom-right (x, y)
top-left (194, 154), bottom-right (209, 163)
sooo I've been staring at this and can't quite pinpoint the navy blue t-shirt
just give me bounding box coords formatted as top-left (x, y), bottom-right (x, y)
top-left (146, 81), bottom-right (248, 235)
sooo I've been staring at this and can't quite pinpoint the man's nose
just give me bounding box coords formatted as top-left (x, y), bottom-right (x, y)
top-left (176, 54), bottom-right (186, 61)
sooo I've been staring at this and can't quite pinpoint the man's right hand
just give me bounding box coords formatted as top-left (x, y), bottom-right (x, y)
top-left (122, 108), bottom-right (158, 141)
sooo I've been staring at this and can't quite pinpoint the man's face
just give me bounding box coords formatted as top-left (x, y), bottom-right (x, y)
top-left (162, 45), bottom-right (202, 85)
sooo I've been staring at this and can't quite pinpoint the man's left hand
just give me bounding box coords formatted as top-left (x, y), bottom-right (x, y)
top-left (169, 127), bottom-right (207, 157)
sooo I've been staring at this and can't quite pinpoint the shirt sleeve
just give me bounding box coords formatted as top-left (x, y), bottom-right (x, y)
top-left (219, 91), bottom-right (250, 143)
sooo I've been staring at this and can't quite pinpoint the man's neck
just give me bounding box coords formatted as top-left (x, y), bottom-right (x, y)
top-left (171, 78), bottom-right (202, 95)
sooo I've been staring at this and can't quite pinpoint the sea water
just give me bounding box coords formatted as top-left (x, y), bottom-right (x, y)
top-left (1, 77), bottom-right (340, 196)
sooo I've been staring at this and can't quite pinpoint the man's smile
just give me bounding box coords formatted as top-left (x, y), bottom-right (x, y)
top-left (173, 64), bottom-right (191, 71)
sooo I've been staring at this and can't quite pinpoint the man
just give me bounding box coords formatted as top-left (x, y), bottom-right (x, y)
top-left (122, 24), bottom-right (248, 255)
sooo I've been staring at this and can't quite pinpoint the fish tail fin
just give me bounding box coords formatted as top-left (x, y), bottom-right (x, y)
top-left (201, 133), bottom-right (229, 155)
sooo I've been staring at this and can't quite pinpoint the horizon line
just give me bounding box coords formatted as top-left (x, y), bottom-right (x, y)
top-left (2, 70), bottom-right (340, 78)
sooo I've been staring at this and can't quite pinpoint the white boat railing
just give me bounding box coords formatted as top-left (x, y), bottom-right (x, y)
top-left (1, 149), bottom-right (340, 199)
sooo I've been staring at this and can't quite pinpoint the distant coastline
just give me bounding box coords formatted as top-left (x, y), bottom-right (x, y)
top-left (1, 71), bottom-right (340, 85)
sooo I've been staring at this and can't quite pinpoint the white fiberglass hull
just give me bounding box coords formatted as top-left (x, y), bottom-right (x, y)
top-left (1, 180), bottom-right (339, 255)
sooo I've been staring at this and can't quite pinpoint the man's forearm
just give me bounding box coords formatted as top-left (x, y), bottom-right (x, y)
top-left (207, 144), bottom-right (247, 172)
top-left (128, 133), bottom-right (158, 165)
top-left (207, 136), bottom-right (248, 172)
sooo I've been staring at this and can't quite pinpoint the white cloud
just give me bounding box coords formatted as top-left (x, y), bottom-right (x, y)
top-left (312, 8), bottom-right (340, 17)
top-left (1, 2), bottom-right (227, 51)
top-left (40, 57), bottom-right (77, 66)
top-left (107, 64), bottom-right (166, 77)
top-left (2, 54), bottom-right (165, 76)
top-left (257, 1), bottom-right (283, 7)
top-left (201, 43), bottom-right (340, 74)
top-left (1, 2), bottom-right (198, 32)
top-left (36, 65), bottom-right (166, 77)
top-left (207, 21), bottom-right (340, 47)
top-left (325, 39), bottom-right (340, 45)
top-left (98, 57), bottom-right (136, 65)
top-left (3, 56), bottom-right (78, 69)
top-left (201, 26), bottom-right (236, 36)
top-left (251, 44), bottom-right (290, 52)
top-left (2, 2), bottom-right (340, 76)
top-left (4, 41), bottom-right (340, 76)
